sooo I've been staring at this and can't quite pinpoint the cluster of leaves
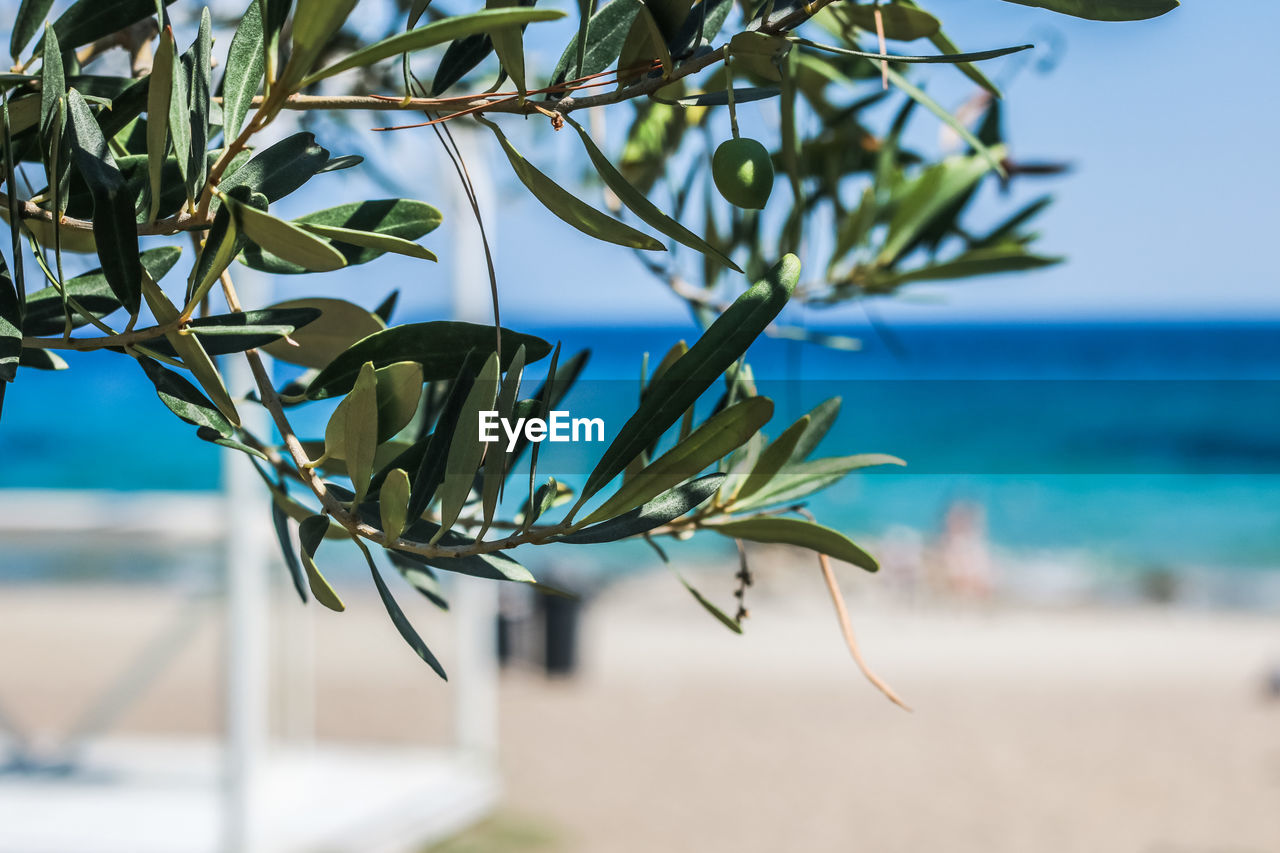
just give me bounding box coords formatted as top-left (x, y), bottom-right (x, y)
top-left (0, 0), bottom-right (1176, 680)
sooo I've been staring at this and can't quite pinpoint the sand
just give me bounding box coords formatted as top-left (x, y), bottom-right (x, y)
top-left (1, 566), bottom-right (1278, 852)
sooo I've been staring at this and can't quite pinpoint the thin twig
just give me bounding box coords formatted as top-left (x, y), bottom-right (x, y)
top-left (817, 551), bottom-right (910, 710)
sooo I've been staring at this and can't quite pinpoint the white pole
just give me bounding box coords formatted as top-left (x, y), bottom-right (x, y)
top-left (445, 125), bottom-right (501, 765)
top-left (222, 273), bottom-right (272, 853)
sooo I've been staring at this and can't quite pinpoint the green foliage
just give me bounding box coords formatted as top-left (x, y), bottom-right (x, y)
top-left (0, 0), bottom-right (1175, 678)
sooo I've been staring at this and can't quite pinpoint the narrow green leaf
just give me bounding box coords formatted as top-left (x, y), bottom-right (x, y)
top-left (324, 361), bottom-right (379, 503)
top-left (11, 0), bottom-right (55, 61)
top-left (142, 307), bottom-right (321, 358)
top-left (242, 197), bottom-right (442, 274)
top-left (790, 397), bottom-right (841, 462)
top-left (479, 344), bottom-right (526, 533)
top-left (164, 27), bottom-right (191, 200)
top-left (476, 115), bottom-right (664, 251)
top-left (677, 570), bottom-right (743, 633)
top-left (24, 252), bottom-right (180, 338)
top-left (222, 0), bottom-right (266, 140)
top-left (52, 0), bottom-right (176, 51)
top-left (0, 251), bottom-right (21, 383)
top-left (141, 273), bottom-right (241, 427)
top-left (885, 66), bottom-right (1005, 176)
top-left (836, 2), bottom-right (940, 40)
top-left (869, 246), bottom-right (1061, 289)
top-left (579, 255), bottom-right (799, 503)
top-left (357, 540), bottom-right (447, 678)
top-left (227, 193), bottom-right (348, 271)
top-left (136, 354), bottom-right (233, 437)
top-left (730, 453), bottom-right (905, 512)
top-left (710, 517), bottom-right (879, 572)
top-left (259, 297), bottom-right (384, 369)
top-left (565, 116), bottom-right (740, 272)
top-left (549, 0), bottom-right (639, 86)
top-left (372, 361), bottom-right (425, 443)
top-left (793, 37), bottom-right (1033, 65)
top-left (186, 9), bottom-right (213, 199)
top-left (270, 499), bottom-right (309, 603)
top-left (306, 322), bottom-right (551, 400)
top-left (584, 396), bottom-right (772, 524)
top-left (877, 151), bottom-right (998, 266)
top-left (559, 473), bottom-right (724, 544)
top-left (39, 25), bottom-right (63, 135)
top-left (18, 348), bottom-right (66, 371)
top-left (304, 7), bottom-right (566, 86)
top-left (999, 0), bottom-right (1178, 21)
top-left (185, 194), bottom-right (246, 310)
top-left (433, 352), bottom-right (500, 542)
top-left (386, 552), bottom-right (450, 611)
top-left (660, 86), bottom-right (780, 107)
top-left (380, 467), bottom-right (412, 542)
top-left (926, 26), bottom-right (1002, 97)
top-left (298, 514), bottom-right (347, 611)
top-left (733, 414), bottom-right (809, 503)
top-left (278, 0), bottom-right (359, 92)
top-left (218, 132), bottom-right (330, 205)
top-left (486, 0), bottom-right (529, 96)
top-left (299, 223), bottom-right (437, 262)
top-left (64, 89), bottom-right (141, 315)
top-left (145, 30), bottom-right (175, 223)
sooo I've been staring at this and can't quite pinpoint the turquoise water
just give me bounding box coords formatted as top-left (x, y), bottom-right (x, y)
top-left (4, 321), bottom-right (1280, 573)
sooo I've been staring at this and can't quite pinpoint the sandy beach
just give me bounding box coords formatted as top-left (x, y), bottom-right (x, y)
top-left (1, 564), bottom-right (1278, 852)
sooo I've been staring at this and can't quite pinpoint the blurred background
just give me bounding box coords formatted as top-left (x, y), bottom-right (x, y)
top-left (2, 1), bottom-right (1279, 851)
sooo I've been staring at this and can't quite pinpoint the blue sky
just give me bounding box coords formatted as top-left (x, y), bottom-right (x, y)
top-left (296, 0), bottom-right (1279, 328)
top-left (12, 1), bottom-right (1278, 328)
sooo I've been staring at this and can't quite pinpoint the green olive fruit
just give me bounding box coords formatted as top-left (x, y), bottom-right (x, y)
top-left (711, 137), bottom-right (775, 210)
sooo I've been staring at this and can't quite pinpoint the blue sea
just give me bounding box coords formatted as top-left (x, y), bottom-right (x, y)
top-left (4, 321), bottom-right (1280, 586)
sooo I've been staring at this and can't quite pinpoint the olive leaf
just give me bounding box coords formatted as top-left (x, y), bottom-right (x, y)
top-left (51, 0), bottom-right (177, 52)
top-left (558, 473), bottom-right (725, 544)
top-left (836, 2), bottom-right (941, 40)
top-left (218, 132), bottom-right (331, 205)
top-left (353, 539), bottom-right (448, 678)
top-left (565, 116), bottom-right (740, 272)
top-left (185, 9), bottom-right (213, 200)
top-left (241, 198), bottom-right (442, 274)
top-left (145, 29), bottom-right (176, 223)
top-left (303, 7), bottom-right (567, 86)
top-left (10, 0), bottom-right (54, 61)
top-left (479, 344), bottom-right (527, 534)
top-left (0, 250), bottom-right (21, 383)
top-left (226, 192), bottom-right (348, 272)
top-left (270, 500), bottom-right (309, 603)
top-left (324, 361), bottom-right (379, 503)
top-left (709, 517), bottom-right (879, 572)
top-left (999, 0), bottom-right (1178, 20)
top-left (582, 396), bottom-right (773, 525)
top-left (64, 89), bottom-right (141, 315)
top-left (141, 273), bottom-right (241, 427)
top-left (578, 254), bottom-right (799, 504)
top-left (549, 0), bottom-right (640, 87)
top-left (23, 247), bottom-right (181, 336)
top-left (306, 322), bottom-right (551, 400)
top-left (731, 413), bottom-right (809, 503)
top-left (729, 453), bottom-right (906, 512)
top-left (136, 354), bottom-right (233, 438)
top-left (259, 297), bottom-right (384, 369)
top-left (476, 116), bottom-right (665, 252)
top-left (299, 514), bottom-right (347, 611)
top-left (222, 0), bottom-right (266, 140)
top-left (433, 352), bottom-right (501, 543)
top-left (379, 467), bottom-right (412, 542)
